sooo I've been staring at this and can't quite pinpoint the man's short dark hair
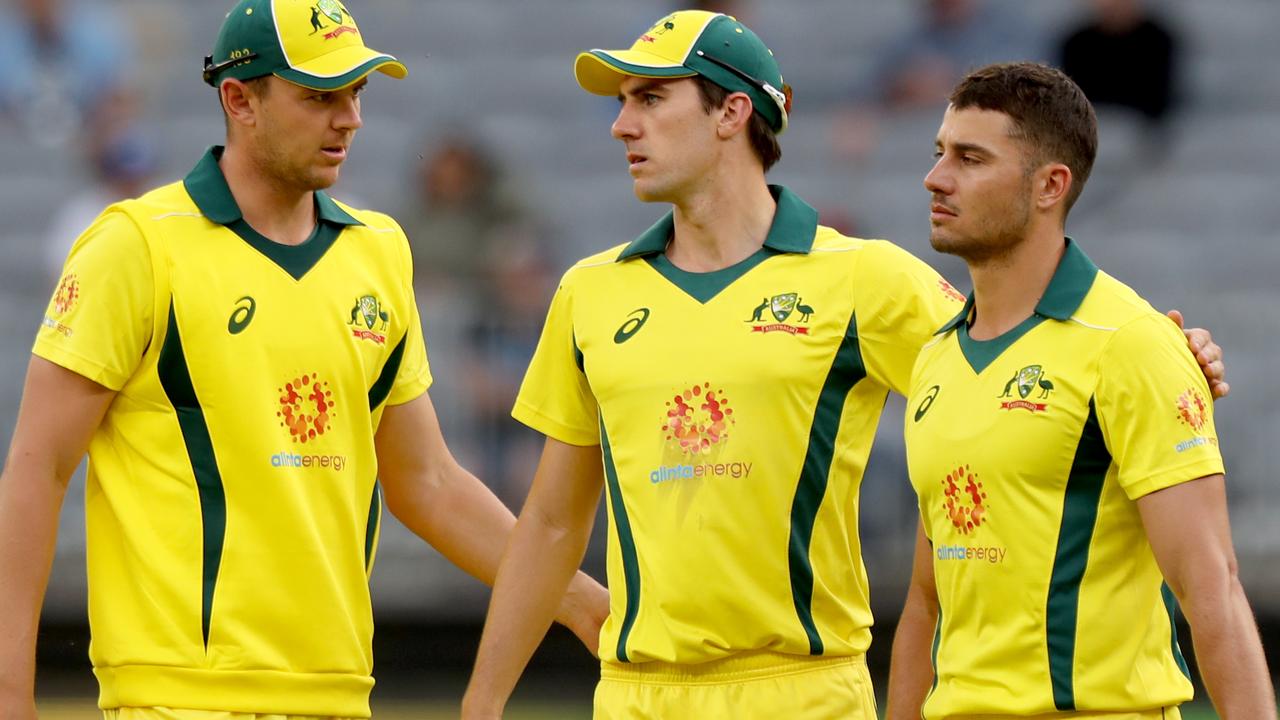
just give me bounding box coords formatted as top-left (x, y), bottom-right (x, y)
top-left (693, 76), bottom-right (782, 172)
top-left (949, 62), bottom-right (1098, 214)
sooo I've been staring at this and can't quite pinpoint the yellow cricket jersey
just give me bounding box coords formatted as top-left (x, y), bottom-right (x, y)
top-left (904, 240), bottom-right (1224, 717)
top-left (514, 186), bottom-right (962, 665)
top-left (33, 147), bottom-right (431, 716)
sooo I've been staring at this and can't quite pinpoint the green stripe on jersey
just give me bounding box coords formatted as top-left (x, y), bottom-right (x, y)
top-left (601, 418), bottom-right (642, 662)
top-left (1046, 399), bottom-right (1111, 710)
top-left (788, 310), bottom-right (867, 655)
top-left (157, 302), bottom-right (227, 649)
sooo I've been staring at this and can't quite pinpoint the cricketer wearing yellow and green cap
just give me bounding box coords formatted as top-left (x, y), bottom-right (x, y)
top-left (575, 10), bottom-right (792, 133)
top-left (464, 9), bottom-right (962, 720)
top-left (0, 0), bottom-right (613, 718)
top-left (203, 0), bottom-right (406, 90)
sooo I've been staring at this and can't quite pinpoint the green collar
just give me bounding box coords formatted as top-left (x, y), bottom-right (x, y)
top-left (937, 238), bottom-right (1099, 334)
top-left (182, 146), bottom-right (362, 228)
top-left (615, 185), bottom-right (819, 261)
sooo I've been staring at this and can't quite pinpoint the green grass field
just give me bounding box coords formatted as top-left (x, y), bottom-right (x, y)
top-left (39, 698), bottom-right (1225, 719)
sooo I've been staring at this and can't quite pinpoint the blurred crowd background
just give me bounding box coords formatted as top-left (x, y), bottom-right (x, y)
top-left (1, 0), bottom-right (1277, 711)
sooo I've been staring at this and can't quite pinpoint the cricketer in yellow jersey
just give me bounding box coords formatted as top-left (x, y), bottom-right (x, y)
top-left (461, 11), bottom-right (1228, 720)
top-left (0, 1), bottom-right (606, 717)
top-left (886, 62), bottom-right (1274, 720)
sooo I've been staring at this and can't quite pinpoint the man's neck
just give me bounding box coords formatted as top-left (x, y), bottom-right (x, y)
top-left (219, 144), bottom-right (317, 246)
top-left (665, 169), bottom-right (777, 273)
top-left (967, 226), bottom-right (1067, 340)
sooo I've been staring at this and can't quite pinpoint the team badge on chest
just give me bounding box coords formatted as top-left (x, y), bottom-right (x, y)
top-left (998, 364), bottom-right (1053, 413)
top-left (746, 292), bottom-right (814, 335)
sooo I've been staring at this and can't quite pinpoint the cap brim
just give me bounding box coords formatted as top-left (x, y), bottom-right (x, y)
top-left (277, 44), bottom-right (408, 91)
top-left (574, 49), bottom-right (696, 96)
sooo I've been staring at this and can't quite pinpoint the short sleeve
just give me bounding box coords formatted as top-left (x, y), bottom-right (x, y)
top-left (511, 276), bottom-right (600, 446)
top-left (384, 228), bottom-right (432, 406)
top-left (851, 240), bottom-right (964, 395)
top-left (1095, 314), bottom-right (1225, 499)
top-left (33, 209), bottom-right (154, 391)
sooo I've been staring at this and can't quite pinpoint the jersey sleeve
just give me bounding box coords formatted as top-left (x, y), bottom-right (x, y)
top-left (511, 275), bottom-right (600, 446)
top-left (384, 225), bottom-right (432, 406)
top-left (1094, 313), bottom-right (1225, 499)
top-left (851, 240), bottom-right (964, 396)
top-left (32, 208), bottom-right (154, 391)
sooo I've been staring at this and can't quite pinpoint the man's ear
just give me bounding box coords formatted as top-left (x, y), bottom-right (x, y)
top-left (716, 91), bottom-right (755, 139)
top-left (221, 77), bottom-right (260, 129)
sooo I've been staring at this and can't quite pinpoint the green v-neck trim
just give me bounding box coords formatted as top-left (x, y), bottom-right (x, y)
top-left (646, 247), bottom-right (777, 304)
top-left (226, 219), bottom-right (344, 281)
top-left (182, 146), bottom-right (361, 280)
top-left (617, 185), bottom-right (819, 261)
top-left (956, 314), bottom-right (1048, 374)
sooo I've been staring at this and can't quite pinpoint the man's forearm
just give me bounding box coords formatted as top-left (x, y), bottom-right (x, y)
top-left (388, 463), bottom-right (517, 587)
top-left (1181, 579), bottom-right (1276, 718)
top-left (462, 505), bottom-right (595, 717)
top-left (886, 586), bottom-right (939, 720)
top-left (0, 460), bottom-right (69, 704)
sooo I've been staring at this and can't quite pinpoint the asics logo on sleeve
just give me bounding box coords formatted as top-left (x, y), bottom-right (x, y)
top-left (614, 308), bottom-right (651, 344)
top-left (228, 296), bottom-right (257, 335)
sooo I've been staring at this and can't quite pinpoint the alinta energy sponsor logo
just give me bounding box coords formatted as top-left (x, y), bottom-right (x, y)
top-left (936, 464), bottom-right (1006, 564)
top-left (349, 294), bottom-right (389, 345)
top-left (42, 273), bottom-right (78, 337)
top-left (272, 372), bottom-right (346, 471)
top-left (745, 292), bottom-right (814, 336)
top-left (998, 364), bottom-right (1053, 412)
top-left (278, 373), bottom-right (335, 444)
top-left (1173, 387), bottom-right (1217, 454)
top-left (650, 382), bottom-right (752, 484)
top-left (1175, 388), bottom-right (1209, 431)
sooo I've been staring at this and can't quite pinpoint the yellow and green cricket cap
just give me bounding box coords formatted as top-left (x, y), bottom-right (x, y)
top-left (575, 10), bottom-right (791, 134)
top-left (204, 0), bottom-right (407, 90)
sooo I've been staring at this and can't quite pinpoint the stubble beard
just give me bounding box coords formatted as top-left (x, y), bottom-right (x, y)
top-left (254, 122), bottom-right (338, 193)
top-left (929, 184), bottom-right (1033, 266)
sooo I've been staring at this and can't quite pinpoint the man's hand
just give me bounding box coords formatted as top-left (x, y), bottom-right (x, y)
top-left (1167, 309), bottom-right (1229, 399)
top-left (558, 572), bottom-right (609, 657)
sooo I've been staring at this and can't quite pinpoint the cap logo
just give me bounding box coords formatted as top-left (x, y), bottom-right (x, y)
top-left (640, 17), bottom-right (676, 44)
top-left (309, 0), bottom-right (358, 40)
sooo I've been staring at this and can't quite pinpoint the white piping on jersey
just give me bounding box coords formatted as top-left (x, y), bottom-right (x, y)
top-left (921, 334), bottom-right (948, 350)
top-left (151, 212), bottom-right (204, 220)
top-left (1067, 316), bottom-right (1117, 331)
top-left (576, 257), bottom-right (617, 270)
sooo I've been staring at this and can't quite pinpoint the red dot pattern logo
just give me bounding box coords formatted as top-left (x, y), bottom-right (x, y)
top-left (1175, 388), bottom-right (1208, 431)
top-left (661, 382), bottom-right (734, 455)
top-left (277, 373), bottom-right (335, 444)
top-left (53, 274), bottom-right (79, 315)
top-left (943, 465), bottom-right (988, 534)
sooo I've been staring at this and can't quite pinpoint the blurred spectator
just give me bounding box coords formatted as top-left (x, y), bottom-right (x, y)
top-left (44, 86), bottom-right (155, 279)
top-left (399, 133), bottom-right (555, 502)
top-left (400, 134), bottom-right (537, 293)
top-left (1058, 0), bottom-right (1179, 127)
top-left (0, 0), bottom-right (130, 146)
top-left (832, 0), bottom-right (1041, 159)
top-left (463, 234), bottom-right (558, 505)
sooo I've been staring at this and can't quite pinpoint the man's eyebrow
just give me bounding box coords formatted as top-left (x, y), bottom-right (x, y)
top-left (937, 140), bottom-right (996, 156)
top-left (617, 79), bottom-right (668, 101)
